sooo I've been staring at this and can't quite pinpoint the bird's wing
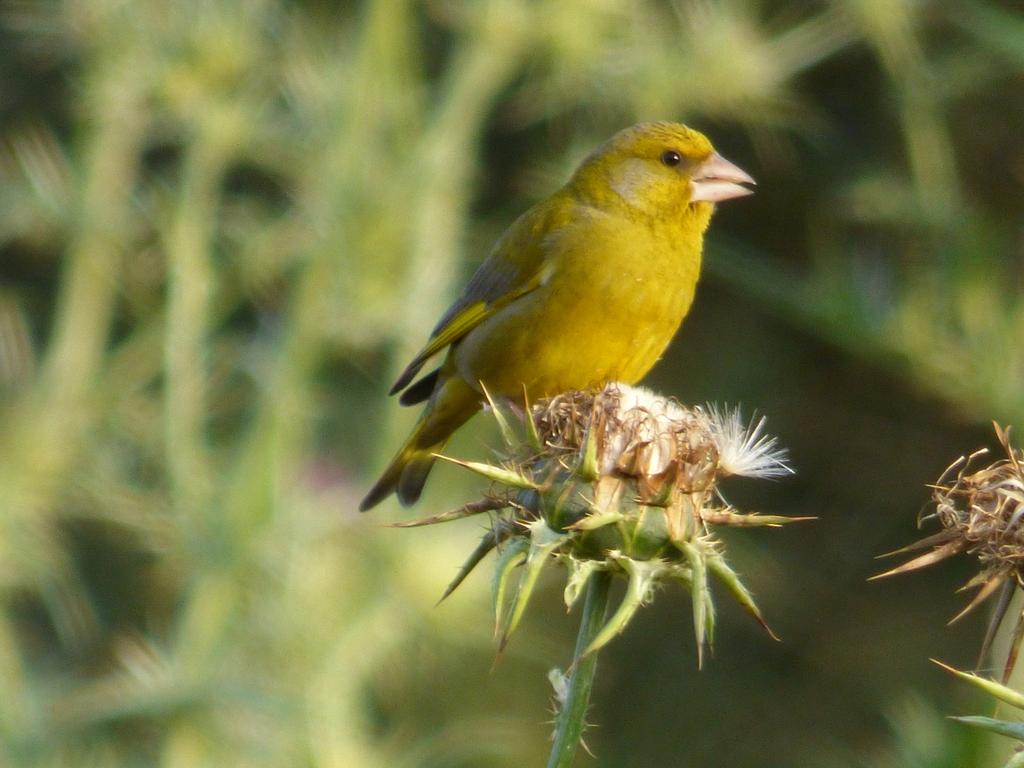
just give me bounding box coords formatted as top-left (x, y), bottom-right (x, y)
top-left (389, 199), bottom-right (565, 396)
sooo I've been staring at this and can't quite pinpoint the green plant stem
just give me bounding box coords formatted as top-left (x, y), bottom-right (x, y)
top-left (547, 570), bottom-right (612, 768)
top-left (164, 123), bottom-right (226, 522)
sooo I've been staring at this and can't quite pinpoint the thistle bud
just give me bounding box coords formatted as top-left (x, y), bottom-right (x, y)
top-left (396, 383), bottom-right (802, 665)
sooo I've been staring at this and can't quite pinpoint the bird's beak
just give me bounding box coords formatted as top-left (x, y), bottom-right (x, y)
top-left (689, 153), bottom-right (755, 203)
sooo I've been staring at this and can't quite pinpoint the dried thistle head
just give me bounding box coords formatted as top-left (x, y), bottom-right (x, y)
top-left (394, 383), bottom-right (803, 665)
top-left (876, 423), bottom-right (1024, 680)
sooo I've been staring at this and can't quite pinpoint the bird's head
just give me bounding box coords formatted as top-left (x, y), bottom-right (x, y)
top-left (570, 122), bottom-right (754, 219)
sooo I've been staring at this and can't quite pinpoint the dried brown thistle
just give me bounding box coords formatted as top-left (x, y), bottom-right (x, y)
top-left (875, 423), bottom-right (1024, 680)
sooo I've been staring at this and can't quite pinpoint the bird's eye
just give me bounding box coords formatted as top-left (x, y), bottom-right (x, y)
top-left (660, 150), bottom-right (682, 167)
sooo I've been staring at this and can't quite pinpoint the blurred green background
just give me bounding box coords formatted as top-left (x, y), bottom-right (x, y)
top-left (1, 0), bottom-right (1023, 765)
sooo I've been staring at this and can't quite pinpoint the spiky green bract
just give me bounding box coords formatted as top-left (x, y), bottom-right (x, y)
top-left (933, 659), bottom-right (1024, 710)
top-left (580, 555), bottom-right (661, 659)
top-left (499, 521), bottom-right (566, 647)
top-left (428, 383), bottom-right (801, 657)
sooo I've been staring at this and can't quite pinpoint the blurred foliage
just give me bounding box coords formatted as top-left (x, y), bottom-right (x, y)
top-left (0, 0), bottom-right (1022, 766)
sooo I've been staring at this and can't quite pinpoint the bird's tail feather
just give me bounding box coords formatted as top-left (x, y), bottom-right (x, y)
top-left (359, 376), bottom-right (480, 512)
top-left (359, 438), bottom-right (444, 511)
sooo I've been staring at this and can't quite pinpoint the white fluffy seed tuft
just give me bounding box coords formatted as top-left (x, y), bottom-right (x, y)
top-left (704, 404), bottom-right (792, 479)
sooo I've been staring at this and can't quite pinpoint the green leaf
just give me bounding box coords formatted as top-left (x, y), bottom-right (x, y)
top-left (482, 384), bottom-right (520, 449)
top-left (629, 506), bottom-right (671, 560)
top-left (933, 659), bottom-right (1024, 710)
top-left (500, 521), bottom-right (568, 647)
top-left (440, 524), bottom-right (505, 603)
top-left (581, 556), bottom-right (660, 658)
top-left (576, 423), bottom-right (599, 481)
top-left (492, 537), bottom-right (530, 638)
top-left (436, 455), bottom-right (537, 489)
top-left (525, 406), bottom-right (542, 452)
top-left (949, 715), bottom-right (1024, 741)
top-left (706, 550), bottom-right (779, 641)
top-left (386, 498), bottom-right (507, 527)
top-left (571, 510), bottom-right (622, 531)
top-left (542, 480), bottom-right (588, 531)
top-left (563, 558), bottom-right (598, 610)
top-left (680, 541), bottom-right (710, 667)
top-left (701, 510), bottom-right (816, 527)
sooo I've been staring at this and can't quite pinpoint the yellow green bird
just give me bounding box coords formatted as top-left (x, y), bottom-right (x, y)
top-left (360, 122), bottom-right (754, 511)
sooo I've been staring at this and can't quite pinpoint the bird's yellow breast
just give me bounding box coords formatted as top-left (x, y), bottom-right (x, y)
top-left (454, 203), bottom-right (707, 398)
